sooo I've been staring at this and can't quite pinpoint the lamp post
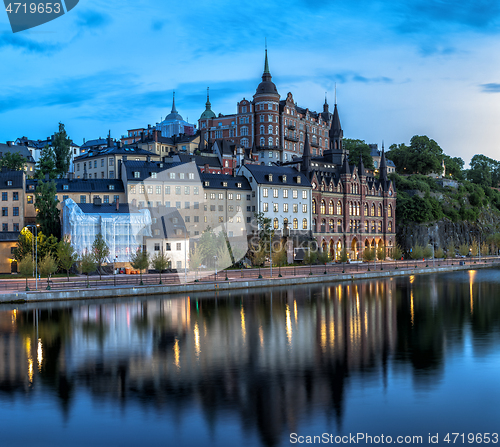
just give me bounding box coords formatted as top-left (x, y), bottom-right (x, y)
top-left (214, 255), bottom-right (218, 281)
top-left (26, 224), bottom-right (39, 290)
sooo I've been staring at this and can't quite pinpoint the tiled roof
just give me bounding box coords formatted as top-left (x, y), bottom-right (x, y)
top-left (198, 172), bottom-right (251, 190)
top-left (75, 145), bottom-right (154, 161)
top-left (0, 143), bottom-right (35, 163)
top-left (242, 164), bottom-right (311, 187)
top-left (0, 170), bottom-right (24, 189)
top-left (26, 178), bottom-right (125, 193)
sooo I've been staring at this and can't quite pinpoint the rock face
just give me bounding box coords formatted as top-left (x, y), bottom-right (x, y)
top-left (397, 217), bottom-right (500, 251)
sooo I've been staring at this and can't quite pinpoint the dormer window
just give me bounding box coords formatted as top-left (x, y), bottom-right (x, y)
top-left (108, 185), bottom-right (114, 190)
top-left (7, 181), bottom-right (12, 186)
top-left (268, 174), bottom-right (273, 181)
top-left (237, 183), bottom-right (242, 188)
top-left (296, 176), bottom-right (301, 184)
top-left (63, 184), bottom-right (69, 190)
top-left (282, 175), bottom-right (287, 183)
top-left (204, 181), bottom-right (210, 187)
top-left (134, 171), bottom-right (140, 178)
top-left (151, 172), bottom-right (157, 178)
top-left (223, 182), bottom-right (228, 187)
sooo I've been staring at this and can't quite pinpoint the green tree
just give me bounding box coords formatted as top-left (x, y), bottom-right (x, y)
top-left (410, 244), bottom-right (424, 260)
top-left (13, 227), bottom-right (33, 261)
top-left (52, 123), bottom-right (72, 178)
top-left (18, 256), bottom-right (34, 291)
top-left (57, 238), bottom-right (78, 281)
top-left (388, 135), bottom-right (444, 175)
top-left (446, 242), bottom-right (455, 258)
top-left (442, 155), bottom-right (464, 180)
top-left (151, 251), bottom-right (170, 284)
top-left (35, 180), bottom-right (60, 237)
top-left (467, 154), bottom-right (500, 188)
top-left (37, 232), bottom-right (59, 260)
top-left (249, 243), bottom-right (266, 267)
top-left (339, 248), bottom-right (349, 271)
top-left (471, 239), bottom-right (479, 258)
top-left (274, 242), bottom-right (288, 267)
top-left (343, 139), bottom-right (375, 171)
top-left (392, 245), bottom-right (403, 261)
top-left (376, 244), bottom-right (386, 261)
top-left (458, 243), bottom-right (469, 257)
top-left (189, 244), bottom-right (203, 276)
top-left (92, 233), bottom-right (110, 280)
top-left (303, 248), bottom-right (318, 265)
top-left (363, 248), bottom-right (375, 262)
top-left (0, 152), bottom-right (26, 171)
top-left (80, 252), bottom-right (97, 288)
top-left (39, 254), bottom-right (57, 290)
top-left (435, 247), bottom-right (445, 259)
top-left (130, 248), bottom-right (149, 285)
top-left (35, 144), bottom-right (57, 180)
top-left (423, 245), bottom-right (434, 259)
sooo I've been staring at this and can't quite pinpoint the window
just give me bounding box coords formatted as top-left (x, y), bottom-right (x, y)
top-left (154, 229), bottom-right (160, 236)
top-left (165, 201), bottom-right (171, 207)
top-left (371, 203), bottom-right (375, 216)
top-left (388, 221), bottom-right (393, 232)
top-left (263, 203), bottom-right (268, 212)
top-left (189, 173), bottom-right (195, 179)
top-left (80, 196), bottom-right (86, 204)
top-left (114, 195), bottom-right (119, 203)
top-left (378, 221), bottom-right (382, 232)
top-left (210, 205), bottom-right (216, 211)
top-left (176, 201), bottom-right (181, 209)
top-left (218, 193), bottom-right (223, 200)
top-left (13, 223), bottom-right (19, 232)
top-left (218, 205), bottom-right (223, 211)
top-left (156, 185), bottom-right (162, 195)
top-left (302, 218), bottom-right (308, 229)
top-left (273, 218), bottom-right (279, 229)
top-left (101, 159), bottom-right (104, 167)
top-left (134, 171), bottom-right (140, 178)
top-left (210, 193), bottom-right (216, 200)
top-left (154, 243), bottom-right (160, 251)
top-left (292, 190), bottom-right (298, 199)
top-left (27, 195), bottom-right (33, 204)
top-left (176, 243), bottom-right (182, 251)
top-left (175, 186), bottom-right (181, 195)
top-left (283, 189), bottom-right (288, 198)
top-left (365, 221), bottom-right (369, 233)
top-left (312, 199), bottom-right (316, 214)
top-left (263, 188), bottom-right (268, 197)
top-left (63, 195), bottom-right (68, 201)
top-left (293, 204), bottom-right (298, 213)
top-left (236, 194), bottom-right (241, 200)
top-left (302, 204), bottom-right (307, 213)
top-left (147, 185), bottom-right (153, 194)
top-left (165, 186), bottom-right (171, 194)
top-left (2, 223), bottom-right (7, 231)
top-left (302, 190), bottom-right (307, 199)
top-left (109, 158), bottom-right (114, 166)
top-left (378, 204), bottom-right (382, 217)
top-left (1, 192), bottom-right (6, 201)
top-left (293, 218), bottom-right (298, 229)
top-left (273, 203), bottom-right (279, 212)
top-left (273, 189), bottom-right (278, 198)
top-left (388, 204), bottom-right (392, 217)
top-left (103, 195), bottom-right (109, 203)
top-left (179, 173), bottom-right (185, 179)
top-left (329, 201), bottom-right (334, 214)
top-left (283, 203), bottom-right (288, 212)
top-left (337, 201), bottom-right (343, 215)
top-left (320, 200), bottom-right (326, 214)
top-left (184, 186), bottom-right (190, 195)
top-left (194, 216), bottom-right (199, 222)
top-left (166, 243), bottom-right (171, 251)
top-left (219, 216), bottom-right (224, 222)
top-left (170, 172), bottom-right (175, 179)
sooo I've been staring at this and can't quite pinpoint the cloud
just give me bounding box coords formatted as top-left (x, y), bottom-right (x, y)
top-left (0, 32), bottom-right (61, 54)
top-left (75, 10), bottom-right (111, 29)
top-left (481, 83), bottom-right (500, 93)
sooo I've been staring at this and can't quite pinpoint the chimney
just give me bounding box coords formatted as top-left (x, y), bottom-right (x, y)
top-left (146, 155), bottom-right (151, 163)
top-left (6, 141), bottom-right (11, 147)
top-left (141, 131), bottom-right (144, 142)
top-left (204, 163), bottom-right (209, 172)
top-left (107, 131), bottom-right (112, 148)
top-left (116, 197), bottom-right (119, 211)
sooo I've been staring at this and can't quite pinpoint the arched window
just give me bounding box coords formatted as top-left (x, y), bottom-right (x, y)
top-left (268, 137), bottom-right (273, 146)
top-left (302, 218), bottom-right (308, 229)
top-left (364, 203), bottom-right (368, 216)
top-left (378, 221), bottom-right (382, 232)
top-left (364, 221), bottom-right (368, 232)
top-left (329, 219), bottom-right (334, 231)
top-left (349, 202), bottom-right (353, 215)
top-left (321, 219), bottom-right (326, 231)
top-left (260, 137), bottom-right (265, 146)
top-left (260, 125), bottom-right (264, 134)
top-left (312, 199), bottom-right (317, 214)
top-left (337, 220), bottom-right (343, 232)
top-left (337, 201), bottom-right (342, 215)
top-left (283, 217), bottom-right (288, 227)
top-left (378, 204), bottom-right (382, 217)
top-left (293, 218), bottom-right (298, 229)
top-left (273, 218), bottom-right (279, 229)
top-left (268, 125), bottom-right (273, 134)
top-left (371, 203), bottom-right (375, 217)
top-left (329, 200), bottom-right (334, 214)
top-left (388, 221), bottom-right (392, 232)
top-left (241, 138), bottom-right (249, 147)
top-left (320, 200), bottom-right (326, 214)
top-left (240, 126), bottom-right (248, 136)
top-left (388, 204), bottom-right (392, 217)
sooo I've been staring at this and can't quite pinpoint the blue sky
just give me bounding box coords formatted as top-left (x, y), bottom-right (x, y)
top-left (1, 0), bottom-right (500, 165)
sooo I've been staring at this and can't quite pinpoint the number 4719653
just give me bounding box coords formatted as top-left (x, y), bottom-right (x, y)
top-left (5, 3), bottom-right (62, 14)
top-left (443, 433), bottom-right (498, 443)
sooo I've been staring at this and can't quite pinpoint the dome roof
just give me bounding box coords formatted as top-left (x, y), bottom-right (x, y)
top-left (164, 92), bottom-right (183, 121)
top-left (200, 87), bottom-right (216, 120)
top-left (254, 49), bottom-right (279, 97)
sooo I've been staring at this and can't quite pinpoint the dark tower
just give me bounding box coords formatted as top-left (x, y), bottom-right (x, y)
top-left (302, 129), bottom-right (311, 174)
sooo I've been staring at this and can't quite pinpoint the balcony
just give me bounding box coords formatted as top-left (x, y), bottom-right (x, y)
top-left (284, 134), bottom-right (298, 142)
top-left (311, 141), bottom-right (319, 147)
top-left (287, 124), bottom-right (296, 130)
top-left (256, 145), bottom-right (282, 151)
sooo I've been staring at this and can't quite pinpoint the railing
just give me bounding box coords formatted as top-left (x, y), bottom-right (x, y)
top-left (1, 257), bottom-right (499, 293)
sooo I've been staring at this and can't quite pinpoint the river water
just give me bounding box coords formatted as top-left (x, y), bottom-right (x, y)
top-left (0, 269), bottom-right (499, 446)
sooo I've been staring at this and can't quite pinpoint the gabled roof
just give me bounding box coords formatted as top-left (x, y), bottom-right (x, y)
top-left (26, 178), bottom-right (125, 193)
top-left (0, 169), bottom-right (24, 189)
top-left (123, 160), bottom-right (191, 182)
top-left (75, 145), bottom-right (155, 161)
top-left (199, 172), bottom-right (251, 190)
top-left (176, 153), bottom-right (222, 169)
top-left (0, 143), bottom-right (35, 163)
top-left (242, 164), bottom-right (311, 187)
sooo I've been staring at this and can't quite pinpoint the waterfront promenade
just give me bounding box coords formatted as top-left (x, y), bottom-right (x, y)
top-left (1, 256), bottom-right (498, 303)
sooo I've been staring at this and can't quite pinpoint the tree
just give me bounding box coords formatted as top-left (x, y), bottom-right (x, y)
top-left (18, 256), bottom-right (34, 291)
top-left (130, 248), bottom-right (149, 285)
top-left (423, 245), bottom-right (434, 259)
top-left (151, 251), bottom-right (170, 284)
top-left (317, 249), bottom-right (330, 265)
top-left (274, 242), bottom-right (288, 267)
top-left (37, 232), bottom-right (59, 260)
top-left (303, 248), bottom-right (318, 265)
top-left (189, 244), bottom-right (203, 279)
top-left (35, 180), bottom-right (60, 237)
top-left (254, 212), bottom-right (273, 255)
top-left (0, 152), bottom-right (26, 171)
top-left (458, 243), bottom-right (469, 257)
top-left (249, 243), bottom-right (266, 267)
top-left (435, 247), bottom-right (445, 259)
top-left (13, 227), bottom-right (33, 261)
top-left (363, 248), bottom-right (375, 262)
top-left (92, 233), bottom-right (110, 280)
top-left (392, 245), bottom-right (403, 261)
top-left (339, 248), bottom-right (349, 271)
top-left (52, 123), bottom-right (72, 178)
top-left (410, 244), bottom-right (423, 260)
top-left (442, 155), bottom-right (464, 180)
top-left (39, 254), bottom-right (57, 289)
top-left (388, 136), bottom-right (444, 175)
top-left (57, 238), bottom-right (78, 281)
top-left (470, 239), bottom-right (479, 258)
top-left (467, 154), bottom-right (500, 188)
top-left (343, 139), bottom-right (375, 171)
top-left (80, 252), bottom-right (97, 288)
top-left (446, 241), bottom-right (455, 259)
top-left (35, 144), bottom-right (57, 180)
top-left (376, 244), bottom-right (386, 261)
top-left (481, 242), bottom-right (489, 256)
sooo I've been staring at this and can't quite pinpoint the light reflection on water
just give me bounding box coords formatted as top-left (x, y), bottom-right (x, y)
top-left (0, 269), bottom-right (499, 446)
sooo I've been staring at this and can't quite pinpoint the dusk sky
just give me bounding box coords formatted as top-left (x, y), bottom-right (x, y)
top-left (1, 0), bottom-right (500, 166)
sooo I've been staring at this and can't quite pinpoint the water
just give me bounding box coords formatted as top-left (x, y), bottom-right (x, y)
top-left (0, 269), bottom-right (499, 446)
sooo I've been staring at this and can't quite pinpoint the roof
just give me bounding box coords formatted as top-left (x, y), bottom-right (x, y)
top-left (0, 169), bottom-right (24, 189)
top-left (148, 207), bottom-right (187, 239)
top-left (123, 160), bottom-right (199, 182)
top-left (81, 138), bottom-right (108, 149)
top-left (0, 231), bottom-right (20, 242)
top-left (0, 143), bottom-right (35, 164)
top-left (77, 202), bottom-right (134, 214)
top-left (242, 164), bottom-right (311, 187)
top-left (75, 145), bottom-right (155, 161)
top-left (26, 178), bottom-right (125, 193)
top-left (199, 172), bottom-right (251, 190)
top-left (254, 50), bottom-right (279, 97)
top-left (177, 153), bottom-right (222, 169)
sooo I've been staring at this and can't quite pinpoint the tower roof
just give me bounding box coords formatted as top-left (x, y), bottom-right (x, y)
top-left (302, 129), bottom-right (311, 172)
top-left (254, 49), bottom-right (279, 97)
top-left (379, 147), bottom-right (388, 181)
top-left (358, 153), bottom-right (365, 176)
top-left (165, 92), bottom-right (184, 121)
top-left (200, 87), bottom-right (216, 120)
top-left (329, 103), bottom-right (342, 139)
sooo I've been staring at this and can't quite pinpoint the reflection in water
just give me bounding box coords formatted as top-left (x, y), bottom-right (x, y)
top-left (0, 269), bottom-right (500, 446)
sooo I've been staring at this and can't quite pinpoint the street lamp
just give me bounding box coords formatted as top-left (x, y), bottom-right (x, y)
top-left (26, 224), bottom-right (39, 290)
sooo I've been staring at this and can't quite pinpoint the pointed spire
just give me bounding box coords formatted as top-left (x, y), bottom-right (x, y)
top-left (206, 87), bottom-right (211, 107)
top-left (358, 153), bottom-right (365, 176)
top-left (334, 83), bottom-right (337, 105)
top-left (264, 48), bottom-right (270, 74)
top-left (380, 146), bottom-right (388, 181)
top-left (341, 153), bottom-right (350, 174)
top-left (329, 103), bottom-right (342, 139)
top-left (171, 91), bottom-right (177, 113)
top-left (302, 128), bottom-right (311, 172)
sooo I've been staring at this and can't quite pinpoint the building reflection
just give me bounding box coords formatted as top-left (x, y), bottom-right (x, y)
top-left (1, 270), bottom-right (500, 446)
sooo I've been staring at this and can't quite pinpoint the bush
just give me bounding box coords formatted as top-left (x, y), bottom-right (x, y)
top-left (410, 245), bottom-right (424, 260)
